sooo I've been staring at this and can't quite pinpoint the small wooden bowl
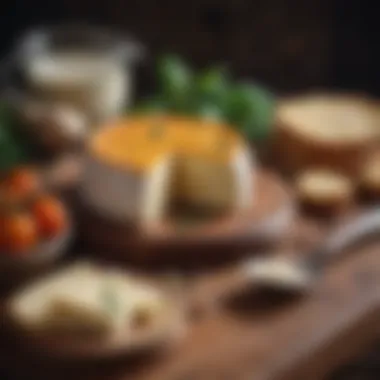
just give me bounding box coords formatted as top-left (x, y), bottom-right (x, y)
top-left (359, 150), bottom-right (380, 201)
top-left (294, 169), bottom-right (355, 217)
top-left (272, 93), bottom-right (379, 178)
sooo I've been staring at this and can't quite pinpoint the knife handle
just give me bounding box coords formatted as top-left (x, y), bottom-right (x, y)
top-left (308, 208), bottom-right (380, 268)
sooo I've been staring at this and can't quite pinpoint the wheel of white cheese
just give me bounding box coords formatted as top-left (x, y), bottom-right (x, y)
top-left (79, 115), bottom-right (256, 226)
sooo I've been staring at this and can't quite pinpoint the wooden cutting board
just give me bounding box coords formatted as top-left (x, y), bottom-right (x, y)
top-left (76, 170), bottom-right (294, 267)
top-left (0, 213), bottom-right (379, 380)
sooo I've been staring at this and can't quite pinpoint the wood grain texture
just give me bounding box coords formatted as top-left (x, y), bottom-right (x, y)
top-left (0, 213), bottom-right (379, 380)
top-left (76, 170), bottom-right (294, 268)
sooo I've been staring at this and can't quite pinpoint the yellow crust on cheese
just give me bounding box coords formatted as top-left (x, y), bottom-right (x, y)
top-left (89, 115), bottom-right (245, 171)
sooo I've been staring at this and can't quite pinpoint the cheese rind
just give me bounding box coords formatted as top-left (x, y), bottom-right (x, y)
top-left (81, 153), bottom-right (173, 223)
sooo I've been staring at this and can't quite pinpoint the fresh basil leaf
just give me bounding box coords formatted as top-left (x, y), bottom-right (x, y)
top-left (137, 54), bottom-right (275, 142)
top-left (226, 83), bottom-right (275, 140)
top-left (194, 66), bottom-right (230, 106)
top-left (157, 55), bottom-right (193, 108)
top-left (0, 101), bottom-right (34, 172)
top-left (243, 85), bottom-right (275, 140)
top-left (225, 84), bottom-right (257, 124)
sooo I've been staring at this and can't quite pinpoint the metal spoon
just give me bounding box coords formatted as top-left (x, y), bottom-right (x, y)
top-left (240, 208), bottom-right (380, 295)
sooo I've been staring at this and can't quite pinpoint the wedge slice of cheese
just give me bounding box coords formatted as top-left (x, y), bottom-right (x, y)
top-left (9, 263), bottom-right (166, 337)
top-left (80, 116), bottom-right (255, 224)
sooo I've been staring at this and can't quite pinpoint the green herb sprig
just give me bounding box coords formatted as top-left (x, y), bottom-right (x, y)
top-left (133, 55), bottom-right (276, 141)
top-left (0, 102), bottom-right (35, 172)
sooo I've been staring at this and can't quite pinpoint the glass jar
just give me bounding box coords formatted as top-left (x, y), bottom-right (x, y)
top-left (10, 24), bottom-right (145, 124)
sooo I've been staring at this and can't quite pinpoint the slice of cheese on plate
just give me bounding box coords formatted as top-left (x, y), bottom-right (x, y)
top-left (9, 263), bottom-right (167, 338)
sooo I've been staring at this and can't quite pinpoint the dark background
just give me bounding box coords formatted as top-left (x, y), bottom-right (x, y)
top-left (1, 0), bottom-right (379, 95)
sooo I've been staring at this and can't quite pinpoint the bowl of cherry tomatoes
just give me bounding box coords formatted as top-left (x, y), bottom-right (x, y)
top-left (0, 167), bottom-right (71, 275)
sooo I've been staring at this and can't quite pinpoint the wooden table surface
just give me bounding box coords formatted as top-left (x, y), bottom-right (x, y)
top-left (0, 213), bottom-right (380, 380)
